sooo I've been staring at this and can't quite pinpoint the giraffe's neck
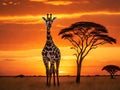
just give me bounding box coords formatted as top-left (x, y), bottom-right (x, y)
top-left (46, 28), bottom-right (53, 42)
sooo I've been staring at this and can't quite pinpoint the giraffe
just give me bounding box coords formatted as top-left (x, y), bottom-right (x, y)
top-left (42, 14), bottom-right (61, 86)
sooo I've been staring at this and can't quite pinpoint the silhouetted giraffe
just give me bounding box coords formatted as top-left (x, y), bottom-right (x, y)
top-left (42, 14), bottom-right (61, 86)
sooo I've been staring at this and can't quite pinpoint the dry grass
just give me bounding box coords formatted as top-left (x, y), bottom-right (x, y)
top-left (0, 76), bottom-right (120, 90)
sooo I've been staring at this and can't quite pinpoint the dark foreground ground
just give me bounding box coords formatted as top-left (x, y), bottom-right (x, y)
top-left (0, 76), bottom-right (120, 90)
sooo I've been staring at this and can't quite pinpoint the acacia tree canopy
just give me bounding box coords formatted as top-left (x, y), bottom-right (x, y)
top-left (59, 22), bottom-right (116, 63)
top-left (102, 65), bottom-right (120, 79)
top-left (102, 65), bottom-right (120, 74)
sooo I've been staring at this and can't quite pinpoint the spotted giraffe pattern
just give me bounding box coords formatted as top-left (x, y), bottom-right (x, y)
top-left (42, 36), bottom-right (60, 64)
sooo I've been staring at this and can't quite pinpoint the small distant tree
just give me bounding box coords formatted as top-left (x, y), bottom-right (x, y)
top-left (102, 65), bottom-right (120, 79)
top-left (16, 74), bottom-right (25, 78)
top-left (59, 21), bottom-right (116, 84)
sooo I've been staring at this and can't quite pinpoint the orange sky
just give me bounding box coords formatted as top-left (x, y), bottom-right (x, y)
top-left (0, 0), bottom-right (120, 76)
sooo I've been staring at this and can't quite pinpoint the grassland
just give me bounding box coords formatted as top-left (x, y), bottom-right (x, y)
top-left (0, 76), bottom-right (120, 90)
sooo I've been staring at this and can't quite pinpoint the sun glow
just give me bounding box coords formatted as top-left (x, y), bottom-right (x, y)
top-left (59, 70), bottom-right (64, 74)
top-left (0, 47), bottom-right (120, 76)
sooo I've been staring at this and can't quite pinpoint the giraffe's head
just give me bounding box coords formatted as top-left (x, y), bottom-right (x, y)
top-left (42, 14), bottom-right (56, 30)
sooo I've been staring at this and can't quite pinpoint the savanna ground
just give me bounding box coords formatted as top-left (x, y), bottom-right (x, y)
top-left (0, 76), bottom-right (120, 90)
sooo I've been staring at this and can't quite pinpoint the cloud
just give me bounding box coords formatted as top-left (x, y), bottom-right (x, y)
top-left (0, 59), bottom-right (15, 62)
top-left (30, 0), bottom-right (73, 5)
top-left (44, 1), bottom-right (73, 5)
top-left (0, 0), bottom-right (120, 16)
top-left (30, 0), bottom-right (46, 2)
top-left (0, 12), bottom-right (120, 24)
top-left (0, 0), bottom-right (21, 6)
top-left (0, 15), bottom-right (43, 24)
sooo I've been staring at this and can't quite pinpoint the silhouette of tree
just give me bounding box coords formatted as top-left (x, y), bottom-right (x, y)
top-left (16, 74), bottom-right (25, 78)
top-left (58, 21), bottom-right (116, 84)
top-left (102, 65), bottom-right (120, 79)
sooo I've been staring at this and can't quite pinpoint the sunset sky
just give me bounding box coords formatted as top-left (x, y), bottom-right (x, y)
top-left (0, 0), bottom-right (120, 76)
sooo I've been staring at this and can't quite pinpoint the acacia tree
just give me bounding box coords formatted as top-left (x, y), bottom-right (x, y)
top-left (58, 22), bottom-right (116, 84)
top-left (102, 65), bottom-right (120, 79)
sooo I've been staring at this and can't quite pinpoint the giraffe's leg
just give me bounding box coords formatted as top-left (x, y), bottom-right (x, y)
top-left (43, 60), bottom-right (49, 86)
top-left (49, 63), bottom-right (53, 86)
top-left (53, 64), bottom-right (56, 86)
top-left (56, 61), bottom-right (60, 86)
top-left (45, 64), bottom-right (49, 86)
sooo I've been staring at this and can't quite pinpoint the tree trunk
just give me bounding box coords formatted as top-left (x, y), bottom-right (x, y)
top-left (76, 61), bottom-right (82, 84)
top-left (110, 74), bottom-right (114, 79)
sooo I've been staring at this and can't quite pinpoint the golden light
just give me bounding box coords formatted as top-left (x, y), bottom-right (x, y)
top-left (44, 1), bottom-right (73, 5)
top-left (0, 46), bottom-right (120, 75)
top-left (59, 70), bottom-right (64, 74)
top-left (30, 0), bottom-right (47, 2)
top-left (30, 0), bottom-right (73, 5)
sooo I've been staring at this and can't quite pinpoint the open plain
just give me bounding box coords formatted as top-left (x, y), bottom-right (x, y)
top-left (0, 76), bottom-right (120, 90)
